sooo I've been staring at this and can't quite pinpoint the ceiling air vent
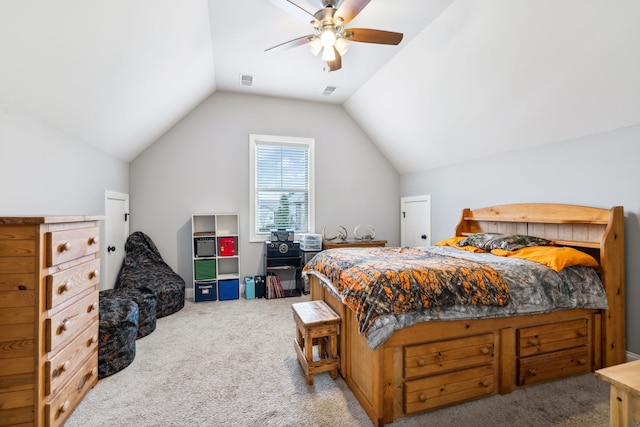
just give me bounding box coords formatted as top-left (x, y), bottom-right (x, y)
top-left (322, 86), bottom-right (337, 96)
top-left (240, 74), bottom-right (253, 87)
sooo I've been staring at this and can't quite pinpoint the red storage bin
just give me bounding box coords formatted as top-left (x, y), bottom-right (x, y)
top-left (219, 237), bottom-right (235, 256)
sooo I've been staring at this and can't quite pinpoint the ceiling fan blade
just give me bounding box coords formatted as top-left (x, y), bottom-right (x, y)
top-left (345, 28), bottom-right (403, 45)
top-left (267, 0), bottom-right (318, 24)
top-left (335, 0), bottom-right (371, 26)
top-left (265, 35), bottom-right (313, 53)
top-left (327, 48), bottom-right (342, 71)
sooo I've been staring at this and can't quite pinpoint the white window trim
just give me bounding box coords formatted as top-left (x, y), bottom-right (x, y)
top-left (249, 134), bottom-right (315, 242)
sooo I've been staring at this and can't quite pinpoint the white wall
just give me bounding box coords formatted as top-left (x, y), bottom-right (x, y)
top-left (128, 92), bottom-right (400, 294)
top-left (400, 124), bottom-right (640, 355)
top-left (0, 99), bottom-right (129, 215)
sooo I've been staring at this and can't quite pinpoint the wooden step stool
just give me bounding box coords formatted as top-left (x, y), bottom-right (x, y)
top-left (292, 300), bottom-right (341, 385)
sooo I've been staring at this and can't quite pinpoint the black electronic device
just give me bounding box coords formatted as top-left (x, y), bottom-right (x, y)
top-left (270, 229), bottom-right (294, 242)
top-left (195, 237), bottom-right (216, 257)
top-left (266, 240), bottom-right (300, 257)
top-left (254, 275), bottom-right (266, 298)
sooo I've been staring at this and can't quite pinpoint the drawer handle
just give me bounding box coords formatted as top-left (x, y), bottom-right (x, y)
top-left (89, 270), bottom-right (100, 279)
top-left (58, 242), bottom-right (72, 252)
top-left (418, 393), bottom-right (427, 403)
top-left (577, 358), bottom-right (587, 365)
top-left (527, 368), bottom-right (538, 377)
top-left (59, 319), bottom-right (71, 334)
top-left (88, 236), bottom-right (99, 245)
top-left (59, 282), bottom-right (72, 294)
top-left (90, 334), bottom-right (99, 345)
top-left (480, 347), bottom-right (490, 356)
top-left (480, 380), bottom-right (490, 388)
top-left (88, 302), bottom-right (98, 312)
top-left (417, 358), bottom-right (426, 367)
top-left (52, 360), bottom-right (71, 378)
top-left (528, 338), bottom-right (539, 346)
top-left (577, 330), bottom-right (587, 337)
top-left (60, 400), bottom-right (71, 414)
top-left (91, 367), bottom-right (98, 377)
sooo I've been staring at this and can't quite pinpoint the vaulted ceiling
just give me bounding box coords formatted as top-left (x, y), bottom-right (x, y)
top-left (1, 0), bottom-right (638, 173)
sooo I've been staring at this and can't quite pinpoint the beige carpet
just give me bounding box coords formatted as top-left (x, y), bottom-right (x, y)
top-left (65, 296), bottom-right (611, 426)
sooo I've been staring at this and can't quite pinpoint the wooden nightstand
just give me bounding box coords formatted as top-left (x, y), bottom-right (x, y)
top-left (595, 359), bottom-right (640, 426)
top-left (322, 240), bottom-right (387, 250)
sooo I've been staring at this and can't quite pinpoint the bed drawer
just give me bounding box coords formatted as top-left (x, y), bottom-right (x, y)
top-left (45, 322), bottom-right (98, 396)
top-left (517, 346), bottom-right (589, 386)
top-left (46, 290), bottom-right (99, 352)
top-left (45, 354), bottom-right (98, 427)
top-left (517, 319), bottom-right (588, 357)
top-left (46, 226), bottom-right (99, 267)
top-left (404, 364), bottom-right (495, 414)
top-left (404, 333), bottom-right (495, 378)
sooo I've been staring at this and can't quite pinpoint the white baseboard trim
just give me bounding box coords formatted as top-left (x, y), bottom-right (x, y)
top-left (627, 351), bottom-right (640, 362)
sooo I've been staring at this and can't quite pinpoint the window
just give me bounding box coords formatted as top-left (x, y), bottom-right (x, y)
top-left (249, 134), bottom-right (315, 242)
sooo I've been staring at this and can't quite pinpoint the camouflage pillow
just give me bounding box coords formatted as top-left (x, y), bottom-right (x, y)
top-left (457, 233), bottom-right (502, 249)
top-left (459, 233), bottom-right (554, 251)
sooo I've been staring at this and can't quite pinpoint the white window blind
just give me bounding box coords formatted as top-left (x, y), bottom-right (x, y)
top-left (249, 134), bottom-right (315, 241)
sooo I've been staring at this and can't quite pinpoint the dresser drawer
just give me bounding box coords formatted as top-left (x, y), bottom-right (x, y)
top-left (517, 319), bottom-right (588, 357)
top-left (45, 322), bottom-right (98, 396)
top-left (46, 227), bottom-right (99, 267)
top-left (404, 333), bottom-right (494, 378)
top-left (45, 355), bottom-right (98, 427)
top-left (46, 258), bottom-right (100, 309)
top-left (404, 364), bottom-right (494, 414)
top-left (517, 346), bottom-right (589, 386)
top-left (46, 291), bottom-right (99, 352)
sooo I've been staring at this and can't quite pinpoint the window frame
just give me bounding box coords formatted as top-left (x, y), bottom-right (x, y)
top-left (249, 134), bottom-right (315, 242)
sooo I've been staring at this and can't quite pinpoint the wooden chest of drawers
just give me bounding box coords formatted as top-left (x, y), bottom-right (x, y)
top-left (0, 216), bottom-right (102, 427)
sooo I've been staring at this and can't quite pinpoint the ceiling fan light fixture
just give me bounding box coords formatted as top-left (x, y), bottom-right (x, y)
top-left (335, 37), bottom-right (349, 56)
top-left (321, 46), bottom-right (335, 61)
top-left (320, 28), bottom-right (336, 48)
top-left (308, 37), bottom-right (323, 56)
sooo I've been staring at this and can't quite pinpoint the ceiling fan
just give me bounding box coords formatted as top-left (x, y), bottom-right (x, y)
top-left (265, 0), bottom-right (403, 72)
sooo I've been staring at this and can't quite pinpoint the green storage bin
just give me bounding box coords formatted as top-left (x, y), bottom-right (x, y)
top-left (194, 259), bottom-right (216, 280)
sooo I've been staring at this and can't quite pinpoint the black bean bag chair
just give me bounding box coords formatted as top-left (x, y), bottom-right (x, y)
top-left (107, 287), bottom-right (158, 338)
top-left (116, 231), bottom-right (185, 318)
top-left (98, 292), bottom-right (138, 379)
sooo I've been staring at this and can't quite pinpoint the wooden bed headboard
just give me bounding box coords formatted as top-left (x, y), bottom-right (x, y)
top-left (455, 203), bottom-right (626, 367)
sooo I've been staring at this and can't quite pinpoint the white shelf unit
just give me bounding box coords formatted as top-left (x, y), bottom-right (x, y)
top-left (192, 213), bottom-right (240, 302)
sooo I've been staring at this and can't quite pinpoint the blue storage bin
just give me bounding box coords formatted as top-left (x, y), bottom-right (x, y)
top-left (244, 276), bottom-right (255, 299)
top-left (219, 279), bottom-right (239, 301)
top-left (195, 281), bottom-right (217, 302)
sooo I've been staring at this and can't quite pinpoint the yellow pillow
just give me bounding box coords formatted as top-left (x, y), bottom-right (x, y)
top-left (490, 246), bottom-right (599, 272)
top-left (435, 236), bottom-right (486, 253)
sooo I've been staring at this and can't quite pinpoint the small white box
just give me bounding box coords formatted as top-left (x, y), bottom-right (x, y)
top-left (299, 233), bottom-right (322, 250)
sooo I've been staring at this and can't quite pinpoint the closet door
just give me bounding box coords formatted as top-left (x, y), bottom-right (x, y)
top-left (400, 195), bottom-right (431, 247)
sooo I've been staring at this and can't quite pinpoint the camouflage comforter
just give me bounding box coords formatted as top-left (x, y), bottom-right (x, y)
top-left (302, 246), bottom-right (608, 350)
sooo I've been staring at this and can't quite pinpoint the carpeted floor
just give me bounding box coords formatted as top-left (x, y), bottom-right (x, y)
top-left (65, 297), bottom-right (611, 426)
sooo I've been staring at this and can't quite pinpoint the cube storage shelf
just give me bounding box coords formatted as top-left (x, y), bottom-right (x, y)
top-left (192, 213), bottom-right (240, 302)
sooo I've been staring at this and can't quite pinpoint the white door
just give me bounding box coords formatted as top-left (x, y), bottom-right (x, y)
top-left (401, 195), bottom-right (431, 247)
top-left (104, 191), bottom-right (129, 290)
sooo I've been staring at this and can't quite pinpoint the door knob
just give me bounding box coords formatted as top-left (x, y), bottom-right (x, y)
top-left (107, 246), bottom-right (116, 253)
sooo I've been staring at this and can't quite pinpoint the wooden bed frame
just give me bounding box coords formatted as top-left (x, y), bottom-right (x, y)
top-left (309, 203), bottom-right (625, 426)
